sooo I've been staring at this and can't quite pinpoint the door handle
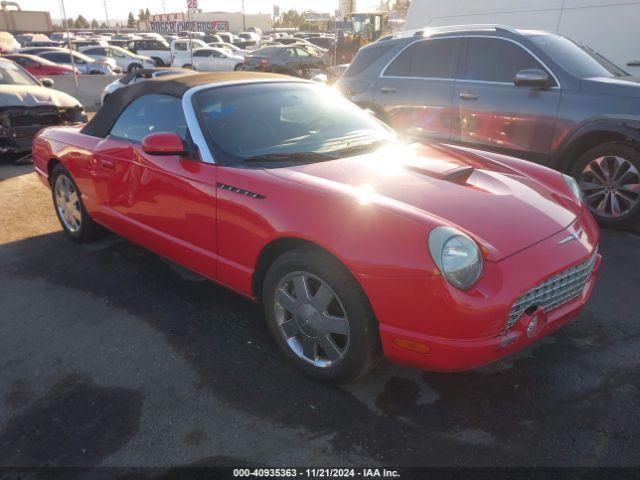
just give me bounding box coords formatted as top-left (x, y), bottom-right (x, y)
top-left (380, 86), bottom-right (396, 93)
top-left (459, 91), bottom-right (478, 101)
top-left (101, 159), bottom-right (115, 170)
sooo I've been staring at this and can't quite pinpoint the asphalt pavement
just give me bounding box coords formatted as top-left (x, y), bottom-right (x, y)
top-left (1, 160), bottom-right (640, 467)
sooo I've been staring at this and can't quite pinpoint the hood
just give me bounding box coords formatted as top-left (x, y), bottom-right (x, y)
top-left (267, 143), bottom-right (576, 261)
top-left (582, 76), bottom-right (640, 98)
top-left (0, 85), bottom-right (81, 108)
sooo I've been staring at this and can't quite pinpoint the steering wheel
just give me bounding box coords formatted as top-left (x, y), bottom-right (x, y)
top-left (235, 121), bottom-right (279, 152)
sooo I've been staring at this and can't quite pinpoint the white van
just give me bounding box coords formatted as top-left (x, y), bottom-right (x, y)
top-left (403, 0), bottom-right (640, 73)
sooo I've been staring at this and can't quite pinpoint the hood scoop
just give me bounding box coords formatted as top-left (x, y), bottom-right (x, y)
top-left (404, 163), bottom-right (475, 186)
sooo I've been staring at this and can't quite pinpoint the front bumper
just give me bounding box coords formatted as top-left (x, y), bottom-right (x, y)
top-left (378, 253), bottom-right (600, 371)
top-left (358, 213), bottom-right (601, 372)
top-left (0, 106), bottom-right (86, 153)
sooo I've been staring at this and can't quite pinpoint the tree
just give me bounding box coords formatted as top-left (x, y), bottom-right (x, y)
top-left (100, 22), bottom-right (107, 29)
top-left (280, 9), bottom-right (304, 28)
top-left (127, 12), bottom-right (136, 28)
top-left (74, 15), bottom-right (90, 29)
top-left (91, 19), bottom-right (99, 29)
top-left (145, 8), bottom-right (151, 19)
top-left (392, 0), bottom-right (411, 17)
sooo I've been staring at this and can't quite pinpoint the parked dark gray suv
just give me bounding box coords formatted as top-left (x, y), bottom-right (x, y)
top-left (337, 25), bottom-right (640, 227)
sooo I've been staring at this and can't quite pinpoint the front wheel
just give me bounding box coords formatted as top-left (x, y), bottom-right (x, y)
top-left (182, 64), bottom-right (194, 70)
top-left (262, 247), bottom-right (380, 384)
top-left (234, 63), bottom-right (243, 71)
top-left (128, 62), bottom-right (142, 72)
top-left (51, 164), bottom-right (105, 243)
top-left (572, 142), bottom-right (640, 228)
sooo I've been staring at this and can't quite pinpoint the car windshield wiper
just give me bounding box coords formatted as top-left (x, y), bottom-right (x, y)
top-left (244, 152), bottom-right (339, 163)
top-left (331, 140), bottom-right (389, 157)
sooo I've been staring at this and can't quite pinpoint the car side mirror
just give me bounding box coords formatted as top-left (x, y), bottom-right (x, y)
top-left (142, 132), bottom-right (187, 156)
top-left (40, 78), bottom-right (54, 87)
top-left (514, 68), bottom-right (553, 88)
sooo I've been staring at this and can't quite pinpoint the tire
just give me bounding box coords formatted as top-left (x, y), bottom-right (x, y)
top-left (183, 64), bottom-right (194, 70)
top-left (571, 142), bottom-right (640, 228)
top-left (262, 246), bottom-right (380, 384)
top-left (234, 63), bottom-right (243, 71)
top-left (151, 57), bottom-right (164, 66)
top-left (127, 62), bottom-right (142, 73)
top-left (51, 164), bottom-right (105, 243)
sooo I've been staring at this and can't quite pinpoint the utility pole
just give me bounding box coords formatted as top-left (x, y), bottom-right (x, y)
top-left (242, 0), bottom-right (246, 31)
top-left (103, 0), bottom-right (109, 29)
top-left (58, 0), bottom-right (78, 89)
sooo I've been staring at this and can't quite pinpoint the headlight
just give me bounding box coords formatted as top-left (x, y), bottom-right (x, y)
top-left (562, 173), bottom-right (584, 204)
top-left (428, 226), bottom-right (483, 290)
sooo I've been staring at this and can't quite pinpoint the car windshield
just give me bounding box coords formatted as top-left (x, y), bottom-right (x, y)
top-left (527, 34), bottom-right (624, 78)
top-left (194, 82), bottom-right (395, 165)
top-left (0, 62), bottom-right (37, 86)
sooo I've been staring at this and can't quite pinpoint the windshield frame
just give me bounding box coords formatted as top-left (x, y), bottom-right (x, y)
top-left (188, 80), bottom-right (396, 167)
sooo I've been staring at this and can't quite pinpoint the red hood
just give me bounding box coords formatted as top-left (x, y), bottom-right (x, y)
top-left (266, 143), bottom-right (576, 261)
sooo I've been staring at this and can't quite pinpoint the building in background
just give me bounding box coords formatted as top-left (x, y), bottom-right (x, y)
top-left (142, 11), bottom-right (272, 34)
top-left (339, 0), bottom-right (356, 20)
top-left (0, 1), bottom-right (52, 33)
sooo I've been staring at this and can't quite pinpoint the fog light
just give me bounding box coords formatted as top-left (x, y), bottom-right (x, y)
top-left (527, 316), bottom-right (538, 338)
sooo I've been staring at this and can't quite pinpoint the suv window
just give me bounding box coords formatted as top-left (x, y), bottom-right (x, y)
top-left (109, 94), bottom-right (188, 143)
top-left (194, 49), bottom-right (211, 57)
top-left (343, 43), bottom-right (395, 78)
top-left (41, 52), bottom-right (70, 63)
top-left (464, 37), bottom-right (547, 83)
top-left (384, 38), bottom-right (459, 78)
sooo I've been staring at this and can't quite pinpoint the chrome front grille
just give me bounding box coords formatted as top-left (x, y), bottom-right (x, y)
top-left (507, 250), bottom-right (598, 329)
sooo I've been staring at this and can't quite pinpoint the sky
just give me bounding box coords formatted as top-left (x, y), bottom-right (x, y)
top-left (22, 0), bottom-right (381, 22)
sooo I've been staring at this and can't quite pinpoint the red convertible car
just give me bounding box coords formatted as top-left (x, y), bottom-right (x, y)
top-left (32, 72), bottom-right (601, 383)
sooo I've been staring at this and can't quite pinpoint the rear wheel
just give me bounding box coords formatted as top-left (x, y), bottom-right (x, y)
top-left (127, 62), bottom-right (142, 72)
top-left (51, 164), bottom-right (105, 243)
top-left (262, 247), bottom-right (380, 384)
top-left (234, 63), bottom-right (243, 71)
top-left (183, 64), bottom-right (194, 70)
top-left (572, 142), bottom-right (640, 228)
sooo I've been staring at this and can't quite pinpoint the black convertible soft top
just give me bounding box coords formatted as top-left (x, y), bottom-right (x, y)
top-left (81, 72), bottom-right (288, 138)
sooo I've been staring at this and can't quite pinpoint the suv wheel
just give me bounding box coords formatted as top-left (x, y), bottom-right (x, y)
top-left (572, 142), bottom-right (640, 228)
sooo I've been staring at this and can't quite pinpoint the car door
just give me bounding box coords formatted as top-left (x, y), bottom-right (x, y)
top-left (373, 37), bottom-right (461, 142)
top-left (92, 93), bottom-right (219, 278)
top-left (192, 49), bottom-right (211, 70)
top-left (453, 36), bottom-right (562, 159)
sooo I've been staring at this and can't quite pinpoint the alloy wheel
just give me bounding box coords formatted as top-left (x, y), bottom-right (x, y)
top-left (579, 155), bottom-right (640, 218)
top-left (273, 271), bottom-right (350, 368)
top-left (54, 175), bottom-right (82, 232)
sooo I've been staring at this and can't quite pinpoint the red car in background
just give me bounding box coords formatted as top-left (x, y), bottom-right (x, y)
top-left (32, 73), bottom-right (600, 384)
top-left (3, 53), bottom-right (78, 76)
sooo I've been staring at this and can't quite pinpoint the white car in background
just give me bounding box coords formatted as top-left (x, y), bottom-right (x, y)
top-left (171, 47), bottom-right (244, 71)
top-left (100, 67), bottom-right (189, 104)
top-left (38, 50), bottom-right (118, 74)
top-left (80, 45), bottom-right (156, 73)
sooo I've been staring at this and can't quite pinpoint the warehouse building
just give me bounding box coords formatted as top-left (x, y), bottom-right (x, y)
top-left (0, 1), bottom-right (52, 32)
top-left (142, 11), bottom-right (272, 34)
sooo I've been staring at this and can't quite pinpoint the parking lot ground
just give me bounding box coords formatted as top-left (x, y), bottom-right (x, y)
top-left (1, 161), bottom-right (640, 467)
